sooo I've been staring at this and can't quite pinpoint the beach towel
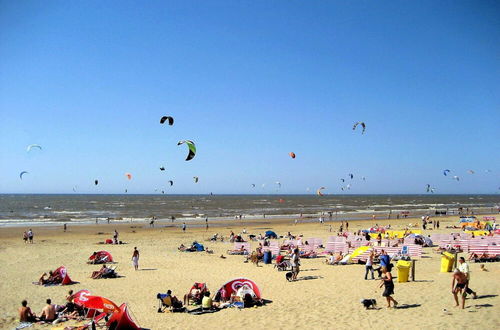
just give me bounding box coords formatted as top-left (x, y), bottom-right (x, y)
top-left (14, 322), bottom-right (33, 330)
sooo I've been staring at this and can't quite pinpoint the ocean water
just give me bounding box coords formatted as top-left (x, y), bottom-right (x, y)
top-left (0, 194), bottom-right (498, 227)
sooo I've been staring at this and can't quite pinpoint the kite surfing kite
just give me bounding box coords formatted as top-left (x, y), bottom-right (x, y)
top-left (19, 171), bottom-right (28, 180)
top-left (251, 184), bottom-right (256, 188)
top-left (289, 152), bottom-right (296, 159)
top-left (349, 174), bottom-right (354, 179)
top-left (316, 187), bottom-right (326, 196)
top-left (160, 166), bottom-right (165, 171)
top-left (467, 170), bottom-right (475, 174)
top-left (168, 180), bottom-right (174, 186)
top-left (452, 176), bottom-right (460, 181)
top-left (94, 179), bottom-right (99, 185)
top-left (178, 140), bottom-right (196, 161)
top-left (352, 122), bottom-right (366, 134)
top-left (425, 184), bottom-right (435, 193)
top-left (125, 173), bottom-right (132, 180)
top-left (340, 178), bottom-right (345, 183)
top-left (193, 176), bottom-right (199, 183)
top-left (275, 182), bottom-right (281, 189)
top-left (443, 169), bottom-right (450, 176)
top-left (26, 144), bottom-right (42, 152)
top-left (160, 116), bottom-right (174, 125)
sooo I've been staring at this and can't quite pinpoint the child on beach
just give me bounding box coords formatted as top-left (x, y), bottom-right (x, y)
top-left (132, 247), bottom-right (140, 270)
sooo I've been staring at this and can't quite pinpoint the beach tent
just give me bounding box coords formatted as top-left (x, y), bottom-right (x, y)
top-left (265, 231), bottom-right (278, 239)
top-left (106, 303), bottom-right (141, 330)
top-left (88, 251), bottom-right (113, 263)
top-left (215, 278), bottom-right (261, 302)
top-left (53, 266), bottom-right (75, 285)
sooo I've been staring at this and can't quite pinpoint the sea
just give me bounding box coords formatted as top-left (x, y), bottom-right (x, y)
top-left (0, 194), bottom-right (498, 227)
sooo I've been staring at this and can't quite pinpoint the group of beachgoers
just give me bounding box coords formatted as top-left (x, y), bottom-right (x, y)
top-left (22, 229), bottom-right (34, 243)
top-left (159, 282), bottom-right (263, 314)
top-left (18, 291), bottom-right (84, 325)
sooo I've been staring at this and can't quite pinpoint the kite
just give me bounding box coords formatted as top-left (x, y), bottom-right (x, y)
top-left (193, 176), bottom-right (199, 183)
top-left (178, 140), bottom-right (196, 161)
top-left (352, 122), bottom-right (366, 134)
top-left (19, 171), bottom-right (28, 180)
top-left (289, 152), bottom-right (296, 159)
top-left (275, 182), bottom-right (281, 189)
top-left (125, 173), bottom-right (132, 180)
top-left (94, 180), bottom-right (99, 185)
top-left (251, 184), bottom-right (256, 188)
top-left (316, 187), bottom-right (326, 196)
top-left (349, 174), bottom-right (354, 179)
top-left (467, 170), bottom-right (475, 174)
top-left (340, 179), bottom-right (345, 183)
top-left (160, 116), bottom-right (174, 125)
top-left (26, 144), bottom-right (42, 152)
top-left (443, 169), bottom-right (450, 176)
top-left (168, 180), bottom-right (174, 186)
top-left (160, 167), bottom-right (165, 171)
top-left (452, 176), bottom-right (460, 181)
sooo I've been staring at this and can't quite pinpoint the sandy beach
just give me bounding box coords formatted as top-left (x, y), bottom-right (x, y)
top-left (1, 215), bottom-right (499, 330)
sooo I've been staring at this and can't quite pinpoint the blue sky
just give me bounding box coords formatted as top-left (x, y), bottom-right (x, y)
top-left (0, 1), bottom-right (499, 194)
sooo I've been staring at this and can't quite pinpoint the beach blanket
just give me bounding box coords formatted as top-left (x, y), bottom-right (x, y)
top-left (14, 322), bottom-right (33, 330)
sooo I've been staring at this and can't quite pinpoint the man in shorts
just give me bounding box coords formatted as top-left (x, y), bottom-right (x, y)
top-left (452, 269), bottom-right (468, 309)
top-left (19, 300), bottom-right (37, 322)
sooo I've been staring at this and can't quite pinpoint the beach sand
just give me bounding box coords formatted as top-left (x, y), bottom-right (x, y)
top-left (1, 215), bottom-right (499, 330)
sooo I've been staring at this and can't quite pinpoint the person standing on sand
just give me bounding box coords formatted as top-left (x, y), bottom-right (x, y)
top-left (379, 267), bottom-right (398, 308)
top-left (113, 230), bottom-right (119, 244)
top-left (63, 224), bottom-right (67, 232)
top-left (132, 247), bottom-right (139, 270)
top-left (27, 229), bottom-right (34, 243)
top-left (365, 251), bottom-right (375, 280)
top-left (23, 231), bottom-right (28, 244)
top-left (452, 269), bottom-right (468, 309)
top-left (345, 221), bottom-right (349, 231)
top-left (458, 257), bottom-right (477, 298)
top-left (182, 222), bottom-right (186, 232)
top-left (290, 248), bottom-right (301, 281)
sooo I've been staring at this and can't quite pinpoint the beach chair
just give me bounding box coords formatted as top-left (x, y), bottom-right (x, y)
top-left (157, 294), bottom-right (185, 313)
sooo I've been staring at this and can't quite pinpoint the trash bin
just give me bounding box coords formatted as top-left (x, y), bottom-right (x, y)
top-left (263, 251), bottom-right (272, 264)
top-left (397, 260), bottom-right (411, 283)
top-left (440, 252), bottom-right (455, 273)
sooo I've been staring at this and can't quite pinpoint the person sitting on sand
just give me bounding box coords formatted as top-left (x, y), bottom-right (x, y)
top-left (40, 298), bottom-right (56, 322)
top-left (91, 264), bottom-right (107, 279)
top-left (178, 244), bottom-right (187, 252)
top-left (19, 300), bottom-right (37, 323)
top-left (202, 291), bottom-right (217, 310)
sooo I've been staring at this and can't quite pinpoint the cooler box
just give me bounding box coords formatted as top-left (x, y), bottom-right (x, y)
top-left (440, 252), bottom-right (455, 273)
top-left (396, 260), bottom-right (411, 283)
top-left (263, 251), bottom-right (272, 264)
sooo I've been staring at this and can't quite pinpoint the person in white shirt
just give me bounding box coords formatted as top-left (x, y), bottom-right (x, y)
top-left (458, 257), bottom-right (477, 298)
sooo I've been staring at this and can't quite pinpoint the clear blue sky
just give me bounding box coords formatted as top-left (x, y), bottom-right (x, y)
top-left (0, 1), bottom-right (499, 194)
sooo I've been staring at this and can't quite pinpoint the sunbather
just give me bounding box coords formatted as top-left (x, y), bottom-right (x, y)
top-left (19, 300), bottom-right (37, 323)
top-left (91, 264), bottom-right (116, 279)
top-left (227, 245), bottom-right (248, 255)
top-left (325, 252), bottom-right (343, 265)
top-left (40, 299), bottom-right (56, 323)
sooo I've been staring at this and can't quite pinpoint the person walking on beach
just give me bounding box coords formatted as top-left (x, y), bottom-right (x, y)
top-left (291, 248), bottom-right (301, 281)
top-left (27, 229), bottom-right (34, 244)
top-left (182, 222), bottom-right (186, 232)
top-left (113, 230), bottom-right (119, 244)
top-left (452, 268), bottom-right (468, 309)
top-left (63, 224), bottom-right (67, 232)
top-left (365, 251), bottom-right (375, 280)
top-left (132, 247), bottom-right (140, 270)
top-left (379, 267), bottom-right (398, 308)
top-left (458, 257), bottom-right (478, 298)
top-left (23, 231), bottom-right (28, 244)
top-left (345, 221), bottom-right (349, 231)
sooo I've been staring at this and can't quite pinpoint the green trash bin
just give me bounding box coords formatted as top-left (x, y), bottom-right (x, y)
top-left (440, 252), bottom-right (455, 272)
